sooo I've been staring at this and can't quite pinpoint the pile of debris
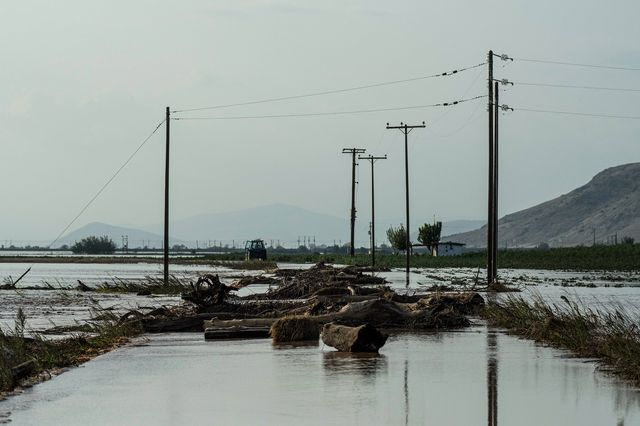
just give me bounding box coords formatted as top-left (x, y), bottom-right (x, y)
top-left (129, 263), bottom-right (485, 348)
top-left (253, 262), bottom-right (388, 300)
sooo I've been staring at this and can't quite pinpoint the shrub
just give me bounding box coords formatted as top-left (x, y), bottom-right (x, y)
top-left (71, 236), bottom-right (116, 254)
top-left (386, 225), bottom-right (408, 252)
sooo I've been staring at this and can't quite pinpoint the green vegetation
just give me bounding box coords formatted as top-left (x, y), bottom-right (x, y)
top-left (386, 225), bottom-right (408, 252)
top-left (71, 236), bottom-right (117, 254)
top-left (0, 307), bottom-right (141, 393)
top-left (484, 294), bottom-right (640, 384)
top-left (417, 221), bottom-right (442, 254)
top-left (261, 244), bottom-right (640, 270)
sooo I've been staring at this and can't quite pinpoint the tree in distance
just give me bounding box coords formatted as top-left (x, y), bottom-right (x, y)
top-left (387, 225), bottom-right (408, 253)
top-left (71, 236), bottom-right (117, 254)
top-left (418, 221), bottom-right (442, 256)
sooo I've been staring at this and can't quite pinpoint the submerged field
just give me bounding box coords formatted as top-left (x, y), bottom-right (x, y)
top-left (0, 261), bottom-right (639, 424)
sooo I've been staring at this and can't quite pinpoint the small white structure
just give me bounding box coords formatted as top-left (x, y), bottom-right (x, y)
top-left (436, 241), bottom-right (466, 256)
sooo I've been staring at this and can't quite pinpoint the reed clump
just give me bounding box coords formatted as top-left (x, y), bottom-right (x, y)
top-left (484, 294), bottom-right (640, 384)
top-left (270, 315), bottom-right (319, 343)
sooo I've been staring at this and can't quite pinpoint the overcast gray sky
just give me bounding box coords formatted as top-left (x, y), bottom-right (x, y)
top-left (2, 0), bottom-right (640, 243)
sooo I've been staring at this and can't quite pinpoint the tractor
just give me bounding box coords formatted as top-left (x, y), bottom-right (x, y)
top-left (245, 239), bottom-right (267, 261)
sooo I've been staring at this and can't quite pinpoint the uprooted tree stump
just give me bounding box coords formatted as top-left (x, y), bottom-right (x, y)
top-left (321, 323), bottom-right (388, 352)
top-left (270, 316), bottom-right (319, 343)
top-left (181, 274), bottom-right (233, 307)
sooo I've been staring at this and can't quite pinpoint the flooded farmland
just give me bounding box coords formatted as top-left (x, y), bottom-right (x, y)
top-left (1, 263), bottom-right (640, 425)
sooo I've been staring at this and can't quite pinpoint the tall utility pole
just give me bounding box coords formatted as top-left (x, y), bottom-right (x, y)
top-left (487, 51), bottom-right (495, 286)
top-left (487, 52), bottom-right (513, 286)
top-left (359, 154), bottom-right (387, 268)
top-left (342, 148), bottom-right (366, 256)
top-left (164, 106), bottom-right (170, 285)
top-left (386, 122), bottom-right (426, 279)
top-left (492, 80), bottom-right (500, 282)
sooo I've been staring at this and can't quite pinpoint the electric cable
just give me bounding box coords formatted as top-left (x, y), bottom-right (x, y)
top-left (47, 119), bottom-right (166, 249)
top-left (172, 95), bottom-right (487, 121)
top-left (171, 62), bottom-right (486, 113)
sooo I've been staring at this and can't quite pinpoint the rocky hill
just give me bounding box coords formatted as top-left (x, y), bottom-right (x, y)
top-left (447, 163), bottom-right (640, 247)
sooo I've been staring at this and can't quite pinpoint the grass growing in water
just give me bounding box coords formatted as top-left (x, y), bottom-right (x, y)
top-left (95, 276), bottom-right (189, 295)
top-left (0, 306), bottom-right (142, 393)
top-left (484, 294), bottom-right (640, 384)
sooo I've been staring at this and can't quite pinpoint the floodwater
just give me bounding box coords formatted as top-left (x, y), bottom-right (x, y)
top-left (1, 328), bottom-right (638, 425)
top-left (1, 263), bottom-right (640, 424)
top-left (0, 262), bottom-right (310, 333)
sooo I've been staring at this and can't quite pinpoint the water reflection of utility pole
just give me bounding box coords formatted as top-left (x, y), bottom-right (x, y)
top-left (487, 329), bottom-right (498, 426)
top-left (404, 359), bottom-right (409, 426)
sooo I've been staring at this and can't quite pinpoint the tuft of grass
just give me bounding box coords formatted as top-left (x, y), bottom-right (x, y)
top-left (270, 315), bottom-right (319, 343)
top-left (484, 294), bottom-right (640, 384)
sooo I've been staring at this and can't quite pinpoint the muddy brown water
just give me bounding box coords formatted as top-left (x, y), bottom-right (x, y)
top-left (0, 263), bottom-right (640, 424)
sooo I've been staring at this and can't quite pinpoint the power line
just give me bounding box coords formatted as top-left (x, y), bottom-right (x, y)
top-left (171, 62), bottom-right (486, 113)
top-left (514, 57), bottom-right (640, 72)
top-left (514, 107), bottom-right (640, 120)
top-left (172, 95), bottom-right (486, 121)
top-left (47, 119), bottom-right (166, 249)
top-left (514, 81), bottom-right (640, 92)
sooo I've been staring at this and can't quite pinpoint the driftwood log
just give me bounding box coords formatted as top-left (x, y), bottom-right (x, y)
top-left (270, 316), bottom-right (319, 342)
top-left (321, 323), bottom-right (387, 352)
top-left (204, 326), bottom-right (270, 340)
top-left (201, 293), bottom-right (482, 332)
top-left (11, 358), bottom-right (37, 384)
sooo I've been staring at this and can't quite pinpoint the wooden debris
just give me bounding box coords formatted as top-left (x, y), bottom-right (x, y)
top-left (204, 326), bottom-right (270, 340)
top-left (321, 323), bottom-right (388, 352)
top-left (270, 316), bottom-right (319, 342)
top-left (181, 274), bottom-right (233, 307)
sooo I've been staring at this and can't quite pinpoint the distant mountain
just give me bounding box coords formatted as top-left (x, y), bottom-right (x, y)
top-left (147, 203), bottom-right (348, 245)
top-left (448, 163), bottom-right (640, 247)
top-left (59, 206), bottom-right (485, 249)
top-left (441, 220), bottom-right (486, 238)
top-left (142, 203), bottom-right (484, 247)
top-left (59, 222), bottom-right (182, 248)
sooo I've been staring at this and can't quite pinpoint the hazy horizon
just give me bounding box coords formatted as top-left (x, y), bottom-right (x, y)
top-left (3, 1), bottom-right (640, 242)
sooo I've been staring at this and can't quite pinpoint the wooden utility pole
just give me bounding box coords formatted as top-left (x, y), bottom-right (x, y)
top-left (164, 107), bottom-right (170, 285)
top-left (386, 122), bottom-right (426, 279)
top-left (487, 51), bottom-right (495, 286)
top-left (342, 148), bottom-right (366, 256)
top-left (359, 154), bottom-right (387, 268)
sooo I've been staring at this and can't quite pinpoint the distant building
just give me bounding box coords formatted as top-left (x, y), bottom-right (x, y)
top-left (412, 241), bottom-right (466, 256)
top-left (437, 241), bottom-right (466, 256)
